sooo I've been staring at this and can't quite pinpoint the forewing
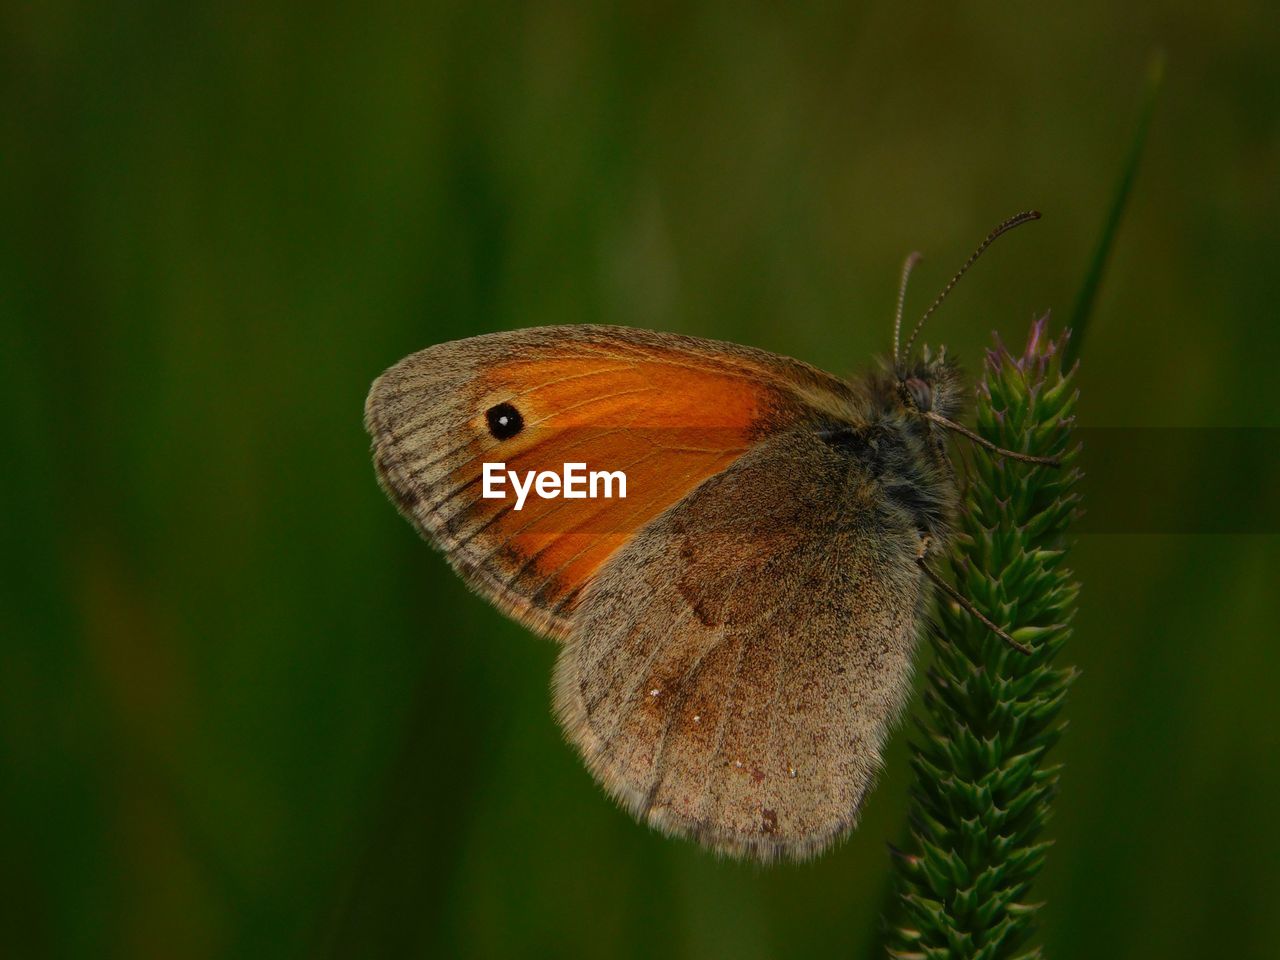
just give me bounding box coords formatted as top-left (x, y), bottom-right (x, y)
top-left (365, 324), bottom-right (854, 639)
top-left (552, 428), bottom-right (923, 860)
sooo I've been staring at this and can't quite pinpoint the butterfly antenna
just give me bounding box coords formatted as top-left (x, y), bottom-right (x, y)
top-left (899, 210), bottom-right (1041, 363)
top-left (892, 251), bottom-right (923, 371)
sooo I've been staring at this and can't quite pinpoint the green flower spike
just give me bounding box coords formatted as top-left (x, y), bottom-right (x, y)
top-left (887, 316), bottom-right (1083, 960)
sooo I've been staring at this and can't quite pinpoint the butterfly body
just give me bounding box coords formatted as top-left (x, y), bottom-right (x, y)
top-left (366, 324), bottom-right (965, 861)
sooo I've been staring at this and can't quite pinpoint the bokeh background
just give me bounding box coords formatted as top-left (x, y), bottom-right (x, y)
top-left (4, 3), bottom-right (1279, 958)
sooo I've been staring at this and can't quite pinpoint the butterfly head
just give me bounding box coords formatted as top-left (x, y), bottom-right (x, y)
top-left (895, 347), bottom-right (964, 421)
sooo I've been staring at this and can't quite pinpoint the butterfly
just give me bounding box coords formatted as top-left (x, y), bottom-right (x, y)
top-left (364, 212), bottom-right (1055, 861)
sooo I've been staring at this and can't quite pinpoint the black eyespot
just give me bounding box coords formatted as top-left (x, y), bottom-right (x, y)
top-left (485, 402), bottom-right (523, 440)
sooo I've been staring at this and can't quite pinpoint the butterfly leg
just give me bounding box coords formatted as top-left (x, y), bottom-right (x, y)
top-left (925, 411), bottom-right (1061, 467)
top-left (915, 536), bottom-right (1032, 655)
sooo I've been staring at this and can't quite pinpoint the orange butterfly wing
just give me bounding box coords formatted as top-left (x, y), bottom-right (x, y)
top-left (365, 325), bottom-right (856, 639)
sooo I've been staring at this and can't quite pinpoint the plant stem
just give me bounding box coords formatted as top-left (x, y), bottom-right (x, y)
top-left (1065, 49), bottom-right (1164, 368)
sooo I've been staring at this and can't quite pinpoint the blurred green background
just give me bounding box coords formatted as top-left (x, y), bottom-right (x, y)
top-left (3, 3), bottom-right (1279, 958)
